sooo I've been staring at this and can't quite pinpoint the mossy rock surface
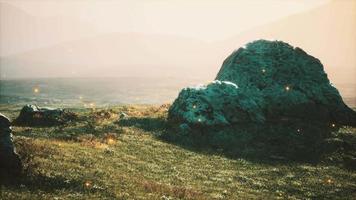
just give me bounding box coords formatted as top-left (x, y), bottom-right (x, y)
top-left (169, 40), bottom-right (356, 127)
top-left (169, 80), bottom-right (265, 126)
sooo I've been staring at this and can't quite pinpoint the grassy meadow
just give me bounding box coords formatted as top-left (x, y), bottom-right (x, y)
top-left (0, 104), bottom-right (355, 199)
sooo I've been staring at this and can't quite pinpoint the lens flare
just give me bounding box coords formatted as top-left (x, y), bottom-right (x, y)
top-left (33, 87), bottom-right (40, 94)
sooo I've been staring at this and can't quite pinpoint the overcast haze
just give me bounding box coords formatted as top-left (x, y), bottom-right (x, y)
top-left (1, 0), bottom-right (330, 51)
top-left (0, 0), bottom-right (355, 93)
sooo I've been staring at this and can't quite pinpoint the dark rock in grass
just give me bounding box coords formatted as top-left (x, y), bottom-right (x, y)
top-left (14, 104), bottom-right (77, 126)
top-left (119, 112), bottom-right (128, 119)
top-left (169, 40), bottom-right (356, 127)
top-left (0, 113), bottom-right (22, 178)
top-left (94, 110), bottom-right (114, 120)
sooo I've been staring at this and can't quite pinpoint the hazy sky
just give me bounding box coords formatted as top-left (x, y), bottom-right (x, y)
top-left (2, 0), bottom-right (330, 43)
top-left (1, 0), bottom-right (355, 105)
top-left (0, 0), bottom-right (354, 84)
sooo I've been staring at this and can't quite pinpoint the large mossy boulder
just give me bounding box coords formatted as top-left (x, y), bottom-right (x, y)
top-left (0, 113), bottom-right (22, 178)
top-left (169, 80), bottom-right (265, 126)
top-left (169, 40), bottom-right (356, 127)
top-left (14, 104), bottom-right (77, 126)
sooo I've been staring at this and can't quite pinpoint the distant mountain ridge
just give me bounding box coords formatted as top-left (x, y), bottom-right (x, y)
top-left (0, 32), bottom-right (215, 78)
top-left (1, 1), bottom-right (355, 91)
top-left (0, 2), bottom-right (97, 56)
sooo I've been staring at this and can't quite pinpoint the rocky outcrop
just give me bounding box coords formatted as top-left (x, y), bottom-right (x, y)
top-left (169, 80), bottom-right (264, 126)
top-left (0, 113), bottom-right (22, 177)
top-left (169, 40), bottom-right (356, 127)
top-left (14, 104), bottom-right (77, 126)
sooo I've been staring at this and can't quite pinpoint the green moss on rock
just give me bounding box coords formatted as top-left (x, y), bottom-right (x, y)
top-left (169, 80), bottom-right (265, 126)
top-left (169, 40), bottom-right (356, 126)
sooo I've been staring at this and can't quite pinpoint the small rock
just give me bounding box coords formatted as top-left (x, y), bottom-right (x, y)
top-left (119, 112), bottom-right (128, 119)
top-left (14, 104), bottom-right (76, 126)
top-left (104, 148), bottom-right (115, 155)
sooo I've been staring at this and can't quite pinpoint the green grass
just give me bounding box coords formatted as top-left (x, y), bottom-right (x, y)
top-left (0, 104), bottom-right (355, 199)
